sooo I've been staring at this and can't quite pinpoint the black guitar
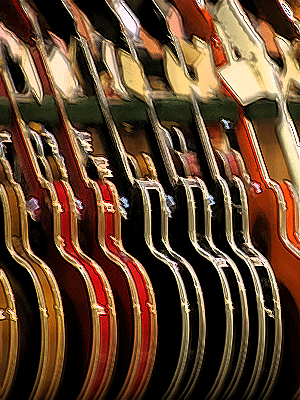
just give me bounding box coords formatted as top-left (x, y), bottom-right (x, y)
top-left (21, 0), bottom-right (216, 398)
top-left (120, 0), bottom-right (282, 398)
top-left (59, 0), bottom-right (250, 398)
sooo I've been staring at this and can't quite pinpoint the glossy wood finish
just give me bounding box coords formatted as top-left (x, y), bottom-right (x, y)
top-left (59, 2), bottom-right (208, 397)
top-left (36, 120), bottom-right (158, 400)
top-left (136, 11), bottom-right (281, 400)
top-left (0, 9), bottom-right (118, 397)
top-left (8, 1), bottom-right (159, 398)
top-left (0, 0), bottom-right (294, 398)
top-left (0, 265), bottom-right (18, 399)
top-left (0, 126), bottom-right (65, 399)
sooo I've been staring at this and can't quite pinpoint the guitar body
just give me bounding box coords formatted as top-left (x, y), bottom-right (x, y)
top-left (0, 158), bottom-right (66, 400)
top-left (119, 179), bottom-right (204, 400)
top-left (4, 1), bottom-right (160, 397)
top-left (31, 2), bottom-right (208, 397)
top-left (67, 108), bottom-right (205, 400)
top-left (232, 113), bottom-right (300, 398)
top-left (0, 265), bottom-right (18, 400)
top-left (53, 175), bottom-right (156, 400)
top-left (169, 176), bottom-right (249, 399)
top-left (0, 184), bottom-right (43, 400)
top-left (117, 106), bottom-right (250, 399)
top-left (2, 180), bottom-right (66, 400)
top-left (0, 115), bottom-right (66, 400)
top-left (208, 122), bottom-right (283, 398)
top-left (100, 111), bottom-right (243, 399)
top-left (95, 177), bottom-right (158, 399)
top-left (0, 23), bottom-right (119, 398)
top-left (49, 179), bottom-right (119, 399)
top-left (159, 114), bottom-right (280, 399)
top-left (9, 145), bottom-right (117, 400)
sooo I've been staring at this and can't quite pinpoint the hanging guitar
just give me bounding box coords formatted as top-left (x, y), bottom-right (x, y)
top-left (0, 135), bottom-right (20, 399)
top-left (30, 118), bottom-right (159, 400)
top-left (0, 264), bottom-right (18, 400)
top-left (211, 2), bottom-right (300, 397)
top-left (45, 0), bottom-right (211, 398)
top-left (168, 0), bottom-right (300, 397)
top-left (121, 1), bottom-right (283, 398)
top-left (0, 68), bottom-right (67, 400)
top-left (9, 1), bottom-right (161, 399)
top-left (235, 0), bottom-right (300, 260)
top-left (107, 5), bottom-right (253, 399)
top-left (0, 10), bottom-right (119, 400)
top-left (62, 0), bottom-right (253, 398)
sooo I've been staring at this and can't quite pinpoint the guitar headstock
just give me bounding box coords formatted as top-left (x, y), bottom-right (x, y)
top-left (0, 22), bottom-right (43, 103)
top-left (108, 0), bottom-right (141, 44)
top-left (0, 131), bottom-right (12, 151)
top-left (89, 155), bottom-right (114, 179)
top-left (65, 0), bottom-right (131, 52)
top-left (29, 121), bottom-right (69, 180)
top-left (74, 127), bottom-right (93, 154)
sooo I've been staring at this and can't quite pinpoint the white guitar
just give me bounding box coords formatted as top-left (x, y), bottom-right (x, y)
top-left (209, 0), bottom-right (300, 196)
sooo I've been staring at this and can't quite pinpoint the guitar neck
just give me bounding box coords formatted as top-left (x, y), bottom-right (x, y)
top-left (6, 1), bottom-right (106, 221)
top-left (0, 64), bottom-right (46, 204)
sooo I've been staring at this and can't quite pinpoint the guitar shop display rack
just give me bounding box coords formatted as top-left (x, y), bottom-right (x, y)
top-left (0, 0), bottom-right (300, 399)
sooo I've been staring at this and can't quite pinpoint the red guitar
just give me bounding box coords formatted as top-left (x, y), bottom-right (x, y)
top-left (0, 8), bottom-right (119, 400)
top-left (53, 1), bottom-right (210, 398)
top-left (7, 1), bottom-right (159, 399)
top-left (168, 0), bottom-right (300, 397)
